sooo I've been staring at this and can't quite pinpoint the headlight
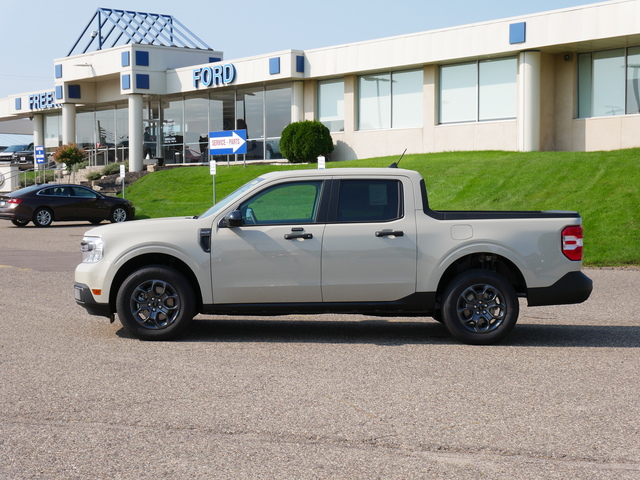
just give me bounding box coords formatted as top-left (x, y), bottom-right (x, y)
top-left (80, 236), bottom-right (105, 263)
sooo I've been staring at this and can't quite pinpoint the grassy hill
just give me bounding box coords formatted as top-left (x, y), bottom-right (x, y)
top-left (124, 149), bottom-right (640, 266)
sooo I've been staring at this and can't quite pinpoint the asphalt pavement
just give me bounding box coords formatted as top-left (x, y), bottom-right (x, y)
top-left (0, 221), bottom-right (638, 479)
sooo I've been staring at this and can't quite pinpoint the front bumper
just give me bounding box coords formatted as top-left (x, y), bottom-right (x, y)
top-left (74, 282), bottom-right (113, 318)
top-left (527, 271), bottom-right (593, 307)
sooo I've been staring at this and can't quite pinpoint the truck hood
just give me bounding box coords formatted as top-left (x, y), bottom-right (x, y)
top-left (83, 216), bottom-right (200, 238)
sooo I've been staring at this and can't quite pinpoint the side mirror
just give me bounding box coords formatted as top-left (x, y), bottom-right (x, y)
top-left (220, 210), bottom-right (244, 228)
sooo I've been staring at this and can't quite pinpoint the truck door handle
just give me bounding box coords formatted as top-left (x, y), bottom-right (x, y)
top-left (285, 233), bottom-right (313, 240)
top-left (375, 230), bottom-right (404, 237)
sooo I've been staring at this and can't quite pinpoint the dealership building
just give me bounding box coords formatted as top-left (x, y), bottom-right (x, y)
top-left (1, 0), bottom-right (640, 172)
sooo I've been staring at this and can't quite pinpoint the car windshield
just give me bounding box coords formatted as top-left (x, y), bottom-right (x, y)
top-left (4, 145), bottom-right (28, 153)
top-left (198, 177), bottom-right (265, 219)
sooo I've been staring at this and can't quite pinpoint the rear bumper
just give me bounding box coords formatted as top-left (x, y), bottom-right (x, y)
top-left (74, 283), bottom-right (112, 318)
top-left (527, 271), bottom-right (593, 307)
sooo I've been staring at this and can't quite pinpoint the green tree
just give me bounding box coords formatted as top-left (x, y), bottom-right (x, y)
top-left (280, 120), bottom-right (334, 163)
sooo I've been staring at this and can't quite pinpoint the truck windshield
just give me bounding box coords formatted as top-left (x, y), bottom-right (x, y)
top-left (198, 177), bottom-right (265, 219)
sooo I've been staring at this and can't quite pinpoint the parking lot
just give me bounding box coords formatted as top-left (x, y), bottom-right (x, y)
top-left (0, 222), bottom-right (638, 479)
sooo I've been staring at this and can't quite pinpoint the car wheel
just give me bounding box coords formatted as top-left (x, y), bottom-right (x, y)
top-left (110, 206), bottom-right (128, 223)
top-left (441, 269), bottom-right (519, 345)
top-left (89, 219), bottom-right (103, 225)
top-left (33, 208), bottom-right (53, 227)
top-left (116, 266), bottom-right (195, 340)
top-left (11, 219), bottom-right (29, 227)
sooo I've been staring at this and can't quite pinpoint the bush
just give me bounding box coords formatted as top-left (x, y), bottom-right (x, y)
top-left (53, 143), bottom-right (86, 171)
top-left (280, 120), bottom-right (334, 163)
top-left (102, 162), bottom-right (127, 176)
top-left (86, 171), bottom-right (103, 181)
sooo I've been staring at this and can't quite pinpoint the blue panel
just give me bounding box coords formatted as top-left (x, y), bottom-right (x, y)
top-left (509, 22), bottom-right (526, 44)
top-left (55, 64), bottom-right (63, 78)
top-left (122, 74), bottom-right (131, 90)
top-left (55, 86), bottom-right (63, 100)
top-left (136, 74), bottom-right (150, 89)
top-left (135, 50), bottom-right (149, 66)
top-left (68, 85), bottom-right (81, 99)
top-left (121, 51), bottom-right (130, 67)
top-left (209, 57), bottom-right (222, 63)
top-left (269, 57), bottom-right (280, 75)
top-left (15, 98), bottom-right (22, 110)
top-left (296, 56), bottom-right (304, 73)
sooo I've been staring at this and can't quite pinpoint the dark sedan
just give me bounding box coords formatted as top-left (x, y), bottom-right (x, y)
top-left (0, 184), bottom-right (135, 227)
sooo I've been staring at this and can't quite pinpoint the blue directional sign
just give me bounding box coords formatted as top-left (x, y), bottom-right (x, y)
top-left (35, 146), bottom-right (46, 164)
top-left (209, 129), bottom-right (247, 155)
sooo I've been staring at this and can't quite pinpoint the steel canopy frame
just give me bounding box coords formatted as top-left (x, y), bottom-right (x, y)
top-left (67, 8), bottom-right (212, 56)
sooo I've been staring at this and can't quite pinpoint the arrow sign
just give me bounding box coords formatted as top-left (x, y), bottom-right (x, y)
top-left (209, 129), bottom-right (247, 155)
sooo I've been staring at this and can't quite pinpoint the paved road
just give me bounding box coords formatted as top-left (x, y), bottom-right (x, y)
top-left (1, 222), bottom-right (638, 479)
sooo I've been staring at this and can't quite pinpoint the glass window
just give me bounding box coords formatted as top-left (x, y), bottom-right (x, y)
top-left (76, 110), bottom-right (96, 150)
top-left (337, 180), bottom-right (402, 223)
top-left (318, 79), bottom-right (345, 132)
top-left (392, 70), bottom-right (423, 128)
top-left (43, 114), bottom-right (61, 151)
top-left (239, 181), bottom-right (323, 225)
top-left (578, 53), bottom-right (593, 118)
top-left (479, 58), bottom-right (517, 121)
top-left (593, 49), bottom-right (626, 117)
top-left (115, 105), bottom-right (129, 155)
top-left (161, 98), bottom-right (184, 164)
top-left (440, 63), bottom-right (477, 123)
top-left (440, 59), bottom-right (516, 123)
top-left (70, 186), bottom-right (98, 198)
top-left (265, 85), bottom-right (291, 138)
top-left (626, 47), bottom-right (640, 115)
top-left (236, 88), bottom-right (264, 140)
top-left (210, 90), bottom-right (235, 132)
top-left (359, 73), bottom-right (391, 130)
top-left (184, 95), bottom-right (209, 162)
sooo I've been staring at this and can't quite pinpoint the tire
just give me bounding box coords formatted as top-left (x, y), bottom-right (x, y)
top-left (11, 219), bottom-right (29, 227)
top-left (89, 219), bottom-right (103, 225)
top-left (33, 208), bottom-right (53, 227)
top-left (116, 266), bottom-right (196, 340)
top-left (110, 206), bottom-right (128, 223)
top-left (441, 270), bottom-right (519, 345)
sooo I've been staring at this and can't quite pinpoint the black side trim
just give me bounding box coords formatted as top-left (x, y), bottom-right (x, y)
top-left (527, 271), bottom-right (593, 307)
top-left (202, 292), bottom-right (437, 317)
top-left (74, 283), bottom-right (113, 318)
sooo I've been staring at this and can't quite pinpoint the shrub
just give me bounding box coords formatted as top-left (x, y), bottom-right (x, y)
top-left (102, 162), bottom-right (127, 176)
top-left (53, 143), bottom-right (86, 171)
top-left (86, 171), bottom-right (103, 181)
top-left (279, 120), bottom-right (334, 163)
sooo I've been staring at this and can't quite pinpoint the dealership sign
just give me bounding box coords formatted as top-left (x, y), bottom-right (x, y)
top-left (193, 64), bottom-right (236, 89)
top-left (209, 129), bottom-right (247, 155)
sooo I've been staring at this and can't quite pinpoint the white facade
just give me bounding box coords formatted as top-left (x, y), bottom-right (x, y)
top-left (2, 0), bottom-right (640, 171)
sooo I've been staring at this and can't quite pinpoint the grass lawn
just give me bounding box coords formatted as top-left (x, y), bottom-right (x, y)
top-left (124, 149), bottom-right (640, 267)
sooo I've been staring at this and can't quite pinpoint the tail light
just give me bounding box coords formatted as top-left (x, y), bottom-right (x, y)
top-left (8, 198), bottom-right (23, 204)
top-left (562, 225), bottom-right (583, 261)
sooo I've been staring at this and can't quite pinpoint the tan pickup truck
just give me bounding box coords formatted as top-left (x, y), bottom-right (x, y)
top-left (74, 168), bottom-right (592, 344)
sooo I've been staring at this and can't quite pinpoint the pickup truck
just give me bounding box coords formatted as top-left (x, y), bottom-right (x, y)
top-left (74, 168), bottom-right (592, 345)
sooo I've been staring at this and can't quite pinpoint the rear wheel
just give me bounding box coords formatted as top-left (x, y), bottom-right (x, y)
top-left (441, 270), bottom-right (519, 345)
top-left (116, 266), bottom-right (195, 340)
top-left (33, 208), bottom-right (53, 227)
top-left (11, 219), bottom-right (29, 227)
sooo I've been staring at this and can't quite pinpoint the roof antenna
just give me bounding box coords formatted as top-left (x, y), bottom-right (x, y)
top-left (388, 148), bottom-right (407, 168)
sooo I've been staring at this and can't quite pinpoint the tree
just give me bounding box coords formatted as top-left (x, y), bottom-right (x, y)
top-left (280, 120), bottom-right (334, 164)
top-left (53, 143), bottom-right (87, 171)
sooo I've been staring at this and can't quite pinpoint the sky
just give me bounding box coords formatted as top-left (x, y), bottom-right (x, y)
top-left (0, 0), bottom-right (610, 99)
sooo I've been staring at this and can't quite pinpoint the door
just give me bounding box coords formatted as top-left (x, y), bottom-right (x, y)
top-left (322, 178), bottom-right (418, 302)
top-left (211, 180), bottom-right (326, 304)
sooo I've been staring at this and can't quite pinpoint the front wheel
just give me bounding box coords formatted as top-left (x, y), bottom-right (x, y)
top-left (116, 266), bottom-right (196, 340)
top-left (110, 206), bottom-right (128, 223)
top-left (441, 270), bottom-right (519, 345)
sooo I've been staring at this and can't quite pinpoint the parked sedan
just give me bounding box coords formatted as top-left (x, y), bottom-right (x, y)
top-left (0, 184), bottom-right (135, 227)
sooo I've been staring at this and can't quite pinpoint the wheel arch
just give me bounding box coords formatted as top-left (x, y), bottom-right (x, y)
top-left (109, 253), bottom-right (203, 314)
top-left (436, 252), bottom-right (526, 300)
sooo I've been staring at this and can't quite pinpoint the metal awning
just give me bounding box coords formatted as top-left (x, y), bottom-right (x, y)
top-left (67, 8), bottom-right (212, 56)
